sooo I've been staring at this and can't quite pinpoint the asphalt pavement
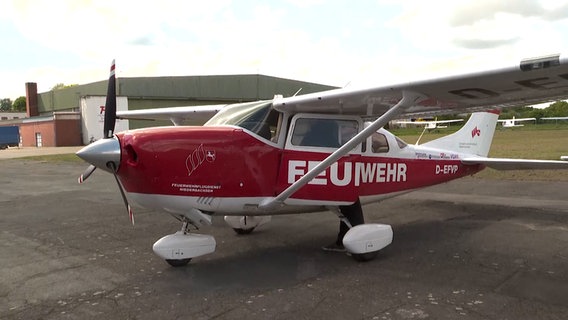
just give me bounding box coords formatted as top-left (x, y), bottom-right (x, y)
top-left (1, 149), bottom-right (567, 319)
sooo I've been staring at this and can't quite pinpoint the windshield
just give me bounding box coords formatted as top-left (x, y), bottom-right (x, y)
top-left (205, 100), bottom-right (278, 140)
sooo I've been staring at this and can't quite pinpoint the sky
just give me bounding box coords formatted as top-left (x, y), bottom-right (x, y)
top-left (1, 0), bottom-right (568, 102)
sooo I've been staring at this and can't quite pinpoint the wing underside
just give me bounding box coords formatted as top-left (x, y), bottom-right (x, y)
top-left (274, 54), bottom-right (568, 118)
top-left (113, 54), bottom-right (568, 125)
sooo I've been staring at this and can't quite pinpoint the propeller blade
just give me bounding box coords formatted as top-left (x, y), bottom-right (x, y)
top-left (103, 59), bottom-right (117, 139)
top-left (78, 165), bottom-right (96, 184)
top-left (108, 162), bottom-right (134, 226)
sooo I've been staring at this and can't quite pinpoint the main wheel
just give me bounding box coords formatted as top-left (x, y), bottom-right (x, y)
top-left (351, 251), bottom-right (378, 262)
top-left (165, 258), bottom-right (192, 267)
top-left (233, 227), bottom-right (255, 235)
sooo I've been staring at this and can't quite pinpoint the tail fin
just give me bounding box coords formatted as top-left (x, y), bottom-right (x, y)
top-left (422, 110), bottom-right (499, 157)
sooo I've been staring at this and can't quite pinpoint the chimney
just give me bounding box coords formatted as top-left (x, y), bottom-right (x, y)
top-left (25, 82), bottom-right (39, 117)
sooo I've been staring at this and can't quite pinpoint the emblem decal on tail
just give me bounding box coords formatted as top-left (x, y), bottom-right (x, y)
top-left (471, 126), bottom-right (481, 138)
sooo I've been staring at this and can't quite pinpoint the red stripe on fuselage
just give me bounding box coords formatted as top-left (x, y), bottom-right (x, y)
top-left (115, 127), bottom-right (484, 201)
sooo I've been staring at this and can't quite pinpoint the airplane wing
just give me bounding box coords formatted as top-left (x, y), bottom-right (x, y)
top-left (115, 55), bottom-right (568, 127)
top-left (261, 54), bottom-right (568, 209)
top-left (116, 104), bottom-right (226, 126)
top-left (273, 54), bottom-right (568, 117)
top-left (434, 119), bottom-right (464, 124)
top-left (396, 119), bottom-right (462, 124)
top-left (394, 120), bottom-right (430, 125)
top-left (498, 117), bottom-right (536, 122)
top-left (462, 157), bottom-right (568, 170)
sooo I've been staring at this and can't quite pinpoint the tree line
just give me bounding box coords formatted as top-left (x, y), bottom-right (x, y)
top-left (0, 97), bottom-right (26, 112)
top-left (499, 101), bottom-right (568, 119)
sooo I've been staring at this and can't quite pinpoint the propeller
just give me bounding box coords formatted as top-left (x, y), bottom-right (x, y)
top-left (78, 59), bottom-right (117, 184)
top-left (103, 60), bottom-right (117, 139)
top-left (76, 59), bottom-right (134, 225)
top-left (108, 162), bottom-right (134, 225)
top-left (78, 164), bottom-right (96, 183)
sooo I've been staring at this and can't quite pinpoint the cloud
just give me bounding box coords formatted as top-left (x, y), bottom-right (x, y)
top-left (128, 35), bottom-right (155, 46)
top-left (452, 37), bottom-right (520, 49)
top-left (2, 0), bottom-right (568, 100)
top-left (449, 0), bottom-right (568, 27)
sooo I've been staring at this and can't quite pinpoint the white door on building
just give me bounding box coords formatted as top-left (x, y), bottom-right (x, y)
top-left (35, 132), bottom-right (42, 147)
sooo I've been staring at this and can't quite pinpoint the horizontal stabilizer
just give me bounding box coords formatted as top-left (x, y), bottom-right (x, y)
top-left (462, 157), bottom-right (568, 170)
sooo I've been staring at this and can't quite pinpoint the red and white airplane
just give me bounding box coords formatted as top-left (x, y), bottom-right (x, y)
top-left (77, 55), bottom-right (568, 266)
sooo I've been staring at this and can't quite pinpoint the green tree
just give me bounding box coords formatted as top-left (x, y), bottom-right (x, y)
top-left (544, 101), bottom-right (568, 117)
top-left (51, 83), bottom-right (65, 90)
top-left (12, 96), bottom-right (26, 112)
top-left (51, 83), bottom-right (78, 90)
top-left (0, 98), bottom-right (12, 111)
top-left (528, 108), bottom-right (545, 119)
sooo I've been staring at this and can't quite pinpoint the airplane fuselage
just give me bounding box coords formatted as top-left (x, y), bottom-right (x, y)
top-left (115, 124), bottom-right (483, 216)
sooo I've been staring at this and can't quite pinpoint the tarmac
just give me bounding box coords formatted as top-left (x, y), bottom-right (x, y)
top-left (0, 146), bottom-right (82, 160)
top-left (1, 147), bottom-right (568, 319)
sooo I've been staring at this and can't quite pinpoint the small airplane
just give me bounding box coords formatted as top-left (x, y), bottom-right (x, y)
top-left (393, 117), bottom-right (464, 144)
top-left (498, 116), bottom-right (537, 128)
top-left (394, 117), bottom-right (464, 129)
top-left (77, 55), bottom-right (568, 267)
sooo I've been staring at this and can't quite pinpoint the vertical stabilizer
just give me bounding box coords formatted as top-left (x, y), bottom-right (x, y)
top-left (422, 110), bottom-right (499, 157)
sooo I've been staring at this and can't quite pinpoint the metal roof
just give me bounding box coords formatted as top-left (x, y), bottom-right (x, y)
top-left (37, 74), bottom-right (337, 113)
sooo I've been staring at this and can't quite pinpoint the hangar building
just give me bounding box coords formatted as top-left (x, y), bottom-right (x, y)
top-left (3, 75), bottom-right (336, 147)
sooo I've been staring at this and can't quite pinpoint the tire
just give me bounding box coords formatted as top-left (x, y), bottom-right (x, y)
top-left (233, 227), bottom-right (255, 235)
top-left (165, 258), bottom-right (192, 267)
top-left (351, 251), bottom-right (378, 262)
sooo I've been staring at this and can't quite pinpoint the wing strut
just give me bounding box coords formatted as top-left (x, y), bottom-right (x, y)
top-left (259, 90), bottom-right (426, 210)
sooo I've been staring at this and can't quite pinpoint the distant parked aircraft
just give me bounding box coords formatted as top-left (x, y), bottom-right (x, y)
top-left (498, 116), bottom-right (536, 128)
top-left (394, 117), bottom-right (464, 130)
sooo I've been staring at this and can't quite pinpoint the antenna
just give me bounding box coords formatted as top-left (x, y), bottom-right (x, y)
top-left (293, 88), bottom-right (303, 97)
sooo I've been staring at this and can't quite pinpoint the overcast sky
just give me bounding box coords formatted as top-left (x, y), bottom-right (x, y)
top-left (1, 0), bottom-right (568, 101)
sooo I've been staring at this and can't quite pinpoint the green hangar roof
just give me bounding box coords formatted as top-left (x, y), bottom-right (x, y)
top-left (37, 74), bottom-right (338, 114)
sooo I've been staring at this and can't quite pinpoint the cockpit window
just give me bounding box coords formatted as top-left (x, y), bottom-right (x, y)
top-left (371, 133), bottom-right (389, 153)
top-left (395, 136), bottom-right (408, 149)
top-left (292, 118), bottom-right (358, 148)
top-left (205, 101), bottom-right (279, 141)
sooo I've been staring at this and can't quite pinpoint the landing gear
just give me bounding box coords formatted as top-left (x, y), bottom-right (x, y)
top-left (234, 227), bottom-right (254, 235)
top-left (352, 252), bottom-right (379, 262)
top-left (153, 221), bottom-right (216, 267)
top-left (333, 200), bottom-right (393, 262)
top-left (224, 216), bottom-right (271, 235)
top-left (343, 224), bottom-right (393, 262)
top-left (166, 258), bottom-right (192, 267)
